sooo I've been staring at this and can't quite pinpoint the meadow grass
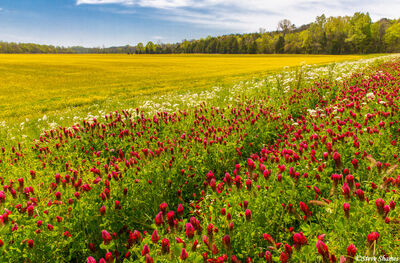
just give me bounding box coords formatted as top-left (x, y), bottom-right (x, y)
top-left (0, 54), bottom-right (363, 124)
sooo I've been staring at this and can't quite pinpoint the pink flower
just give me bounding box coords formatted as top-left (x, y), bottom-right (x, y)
top-left (151, 229), bottom-right (159, 243)
top-left (246, 179), bottom-right (252, 191)
top-left (263, 233), bottom-right (275, 245)
top-left (332, 152), bottom-right (342, 168)
top-left (131, 230), bottom-right (141, 243)
top-left (247, 158), bottom-right (255, 171)
top-left (284, 244), bottom-right (293, 257)
top-left (161, 238), bottom-right (170, 254)
top-left (375, 198), bottom-right (385, 214)
top-left (280, 251), bottom-right (288, 263)
top-left (212, 244), bottom-right (219, 255)
top-left (28, 239), bottom-right (34, 248)
top-left (265, 251), bottom-right (273, 263)
top-left (160, 203), bottom-right (167, 213)
top-left (293, 232), bottom-right (307, 249)
top-left (232, 255), bottom-right (241, 263)
top-left (224, 173), bottom-right (233, 185)
top-left (343, 203), bottom-right (350, 218)
top-left (186, 223), bottom-right (195, 239)
top-left (206, 224), bottom-right (214, 236)
top-left (155, 211), bottom-right (163, 226)
top-left (142, 244), bottom-right (150, 256)
top-left (245, 209), bottom-right (252, 221)
top-left (145, 255), bottom-right (153, 263)
top-left (220, 208), bottom-right (226, 215)
top-left (191, 239), bottom-right (199, 251)
top-left (102, 230), bottom-right (111, 245)
top-left (222, 234), bottom-right (231, 250)
top-left (342, 183), bottom-right (351, 199)
top-left (89, 243), bottom-right (96, 252)
top-left (352, 158), bottom-right (359, 169)
top-left (177, 203), bottom-right (184, 216)
top-left (202, 235), bottom-right (210, 248)
top-left (100, 205), bottom-right (106, 216)
top-left (180, 248), bottom-right (188, 260)
top-left (356, 189), bottom-right (365, 201)
top-left (346, 244), bottom-right (357, 263)
top-left (167, 211), bottom-right (175, 227)
top-left (316, 240), bottom-right (329, 261)
top-left (105, 252), bottom-right (113, 263)
top-left (367, 232), bottom-right (379, 244)
top-left (234, 175), bottom-right (242, 189)
top-left (384, 205), bottom-right (390, 216)
top-left (114, 200), bottom-right (121, 209)
top-left (314, 186), bottom-right (321, 195)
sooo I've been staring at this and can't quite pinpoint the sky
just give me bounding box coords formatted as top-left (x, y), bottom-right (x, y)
top-left (0, 0), bottom-right (399, 47)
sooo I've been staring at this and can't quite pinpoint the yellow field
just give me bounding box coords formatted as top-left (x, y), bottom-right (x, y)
top-left (0, 54), bottom-right (362, 123)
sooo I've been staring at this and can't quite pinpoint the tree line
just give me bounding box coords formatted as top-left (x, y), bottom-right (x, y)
top-left (1, 12), bottom-right (400, 54)
top-left (0, 42), bottom-right (136, 54)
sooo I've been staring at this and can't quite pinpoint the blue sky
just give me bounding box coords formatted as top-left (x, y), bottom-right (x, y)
top-left (0, 0), bottom-right (399, 47)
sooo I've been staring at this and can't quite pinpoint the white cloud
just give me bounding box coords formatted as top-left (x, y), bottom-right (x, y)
top-left (76, 0), bottom-right (400, 32)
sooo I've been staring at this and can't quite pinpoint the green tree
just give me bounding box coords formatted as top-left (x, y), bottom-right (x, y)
top-left (239, 38), bottom-right (248, 54)
top-left (325, 16), bottom-right (351, 54)
top-left (247, 39), bottom-right (257, 54)
top-left (371, 19), bottom-right (392, 52)
top-left (206, 39), bottom-right (217, 53)
top-left (145, 41), bottom-right (155, 54)
top-left (384, 20), bottom-right (400, 52)
top-left (346, 12), bottom-right (372, 53)
top-left (275, 35), bottom-right (285, 54)
top-left (284, 33), bottom-right (302, 53)
top-left (308, 14), bottom-right (327, 53)
top-left (135, 43), bottom-right (144, 54)
top-left (230, 37), bottom-right (239, 54)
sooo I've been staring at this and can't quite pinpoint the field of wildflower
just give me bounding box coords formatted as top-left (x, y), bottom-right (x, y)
top-left (0, 54), bottom-right (399, 262)
top-left (0, 54), bottom-right (362, 126)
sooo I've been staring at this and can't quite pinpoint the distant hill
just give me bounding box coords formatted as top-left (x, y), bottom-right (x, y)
top-left (1, 12), bottom-right (399, 54)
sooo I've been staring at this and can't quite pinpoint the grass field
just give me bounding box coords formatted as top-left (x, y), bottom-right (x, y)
top-left (0, 54), bottom-right (363, 124)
